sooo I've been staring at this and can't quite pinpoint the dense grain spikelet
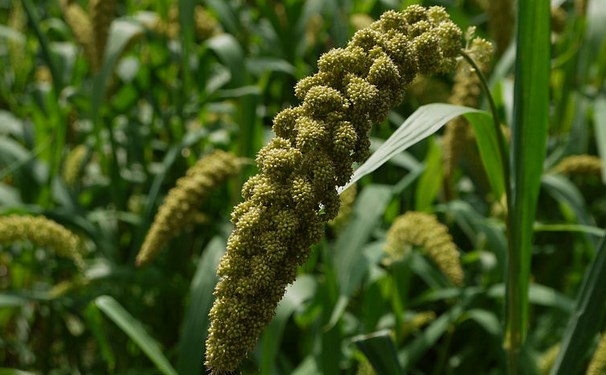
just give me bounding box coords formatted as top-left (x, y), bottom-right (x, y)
top-left (63, 145), bottom-right (89, 187)
top-left (89, 0), bottom-right (116, 72)
top-left (442, 36), bottom-right (493, 200)
top-left (0, 215), bottom-right (83, 269)
top-left (205, 7), bottom-right (462, 372)
top-left (552, 155), bottom-right (603, 177)
top-left (587, 333), bottom-right (606, 375)
top-left (385, 212), bottom-right (463, 285)
top-left (136, 150), bottom-right (241, 267)
top-left (487, 0), bottom-right (514, 57)
top-left (60, 0), bottom-right (95, 67)
top-left (194, 6), bottom-right (220, 40)
top-left (154, 5), bottom-right (219, 40)
top-left (551, 7), bottom-right (567, 34)
top-left (539, 344), bottom-right (560, 375)
top-left (575, 0), bottom-right (588, 16)
top-left (400, 311), bottom-right (436, 339)
top-left (356, 358), bottom-right (377, 375)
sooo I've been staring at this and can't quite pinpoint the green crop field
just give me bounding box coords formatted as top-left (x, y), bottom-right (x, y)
top-left (1, 0), bottom-right (605, 374)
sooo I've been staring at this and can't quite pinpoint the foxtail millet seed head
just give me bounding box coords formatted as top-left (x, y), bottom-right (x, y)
top-left (587, 333), bottom-right (606, 375)
top-left (552, 154), bottom-right (603, 177)
top-left (0, 215), bottom-right (84, 269)
top-left (89, 0), bottom-right (116, 72)
top-left (60, 0), bottom-right (95, 68)
top-left (384, 211), bottom-right (464, 286)
top-left (63, 144), bottom-right (89, 187)
top-left (205, 6), bottom-right (462, 372)
top-left (136, 150), bottom-right (241, 267)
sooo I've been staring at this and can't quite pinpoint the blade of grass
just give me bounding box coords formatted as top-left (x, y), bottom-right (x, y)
top-left (0, 369), bottom-right (37, 375)
top-left (593, 95), bottom-right (606, 184)
top-left (399, 296), bottom-right (471, 370)
top-left (466, 111), bottom-right (505, 198)
top-left (352, 330), bottom-right (402, 375)
top-left (178, 0), bottom-right (195, 95)
top-left (550, 236), bottom-right (606, 375)
top-left (506, 0), bottom-right (550, 372)
top-left (84, 303), bottom-right (116, 371)
top-left (176, 236), bottom-right (225, 375)
top-left (21, 0), bottom-right (63, 92)
top-left (259, 275), bottom-right (317, 375)
top-left (339, 104), bottom-right (482, 193)
top-left (414, 137), bottom-right (442, 212)
top-left (542, 174), bottom-right (600, 249)
top-left (95, 295), bottom-right (178, 375)
top-left (327, 185), bottom-right (392, 329)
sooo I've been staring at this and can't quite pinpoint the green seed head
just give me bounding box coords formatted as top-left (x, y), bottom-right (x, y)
top-left (206, 6), bottom-right (462, 372)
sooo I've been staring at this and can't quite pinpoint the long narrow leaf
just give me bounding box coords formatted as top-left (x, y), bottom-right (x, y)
top-left (593, 96), bottom-right (606, 183)
top-left (260, 275), bottom-right (317, 375)
top-left (550, 236), bottom-right (606, 375)
top-left (327, 185), bottom-right (392, 329)
top-left (95, 296), bottom-right (178, 375)
top-left (353, 330), bottom-right (402, 375)
top-left (414, 137), bottom-right (443, 212)
top-left (339, 104), bottom-right (482, 193)
top-left (176, 237), bottom-right (226, 375)
top-left (507, 0), bottom-right (550, 359)
top-left (466, 111), bottom-right (505, 198)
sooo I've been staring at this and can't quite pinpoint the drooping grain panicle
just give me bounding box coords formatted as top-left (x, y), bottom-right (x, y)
top-left (442, 35), bottom-right (493, 200)
top-left (552, 155), bottom-right (603, 177)
top-left (135, 150), bottom-right (241, 267)
top-left (587, 333), bottom-right (606, 375)
top-left (539, 344), bottom-right (560, 375)
top-left (63, 144), bottom-right (89, 187)
top-left (0, 215), bottom-right (84, 269)
top-left (384, 211), bottom-right (464, 286)
top-left (488, 0), bottom-right (514, 57)
top-left (205, 6), bottom-right (462, 373)
top-left (89, 0), bottom-right (116, 72)
top-left (60, 0), bottom-right (95, 68)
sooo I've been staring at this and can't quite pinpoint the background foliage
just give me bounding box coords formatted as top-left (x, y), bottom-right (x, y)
top-left (1, 0), bottom-right (605, 374)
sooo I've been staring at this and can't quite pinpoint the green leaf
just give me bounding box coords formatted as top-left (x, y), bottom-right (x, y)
top-left (339, 104), bottom-right (481, 193)
top-left (414, 137), bottom-right (443, 212)
top-left (0, 111), bottom-right (23, 137)
top-left (327, 185), bottom-right (392, 329)
top-left (399, 297), bottom-right (470, 369)
top-left (593, 95), bottom-right (606, 184)
top-left (487, 284), bottom-right (574, 313)
top-left (91, 19), bottom-right (144, 120)
top-left (352, 330), bottom-right (402, 375)
top-left (84, 303), bottom-right (116, 371)
top-left (176, 237), bottom-right (226, 375)
top-left (206, 34), bottom-right (246, 86)
top-left (542, 174), bottom-right (600, 249)
top-left (507, 0), bottom-right (551, 356)
top-left (0, 25), bottom-right (25, 44)
top-left (260, 275), bottom-right (317, 375)
top-left (550, 236), bottom-right (606, 375)
top-left (440, 200), bottom-right (507, 279)
top-left (0, 294), bottom-right (27, 308)
top-left (534, 224), bottom-right (606, 237)
top-left (0, 369), bottom-right (37, 375)
top-left (21, 0), bottom-right (63, 91)
top-left (466, 111), bottom-right (505, 198)
top-left (95, 296), bottom-right (178, 375)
